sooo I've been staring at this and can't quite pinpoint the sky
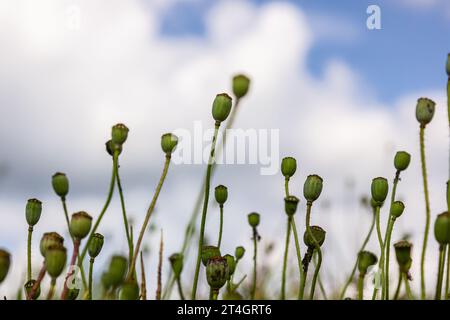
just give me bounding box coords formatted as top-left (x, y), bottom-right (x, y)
top-left (0, 0), bottom-right (449, 299)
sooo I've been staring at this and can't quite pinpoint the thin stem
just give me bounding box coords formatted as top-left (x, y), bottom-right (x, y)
top-left (291, 217), bottom-right (304, 299)
top-left (79, 152), bottom-right (117, 272)
top-left (251, 227), bottom-right (258, 300)
top-left (140, 252), bottom-right (147, 300)
top-left (217, 204), bottom-right (224, 249)
top-left (88, 257), bottom-right (94, 300)
top-left (128, 156), bottom-right (171, 279)
top-left (306, 201), bottom-right (322, 300)
top-left (385, 171), bottom-right (400, 300)
top-left (372, 206), bottom-right (384, 300)
top-left (393, 271), bottom-right (403, 300)
top-left (116, 159), bottom-right (133, 262)
top-left (46, 278), bottom-right (56, 300)
top-left (61, 197), bottom-right (70, 230)
top-left (211, 289), bottom-right (219, 300)
top-left (281, 217), bottom-right (292, 300)
top-left (156, 230), bottom-right (163, 300)
top-left (313, 252), bottom-right (328, 300)
top-left (445, 244), bottom-right (450, 300)
top-left (191, 123), bottom-right (220, 300)
top-left (299, 247), bottom-right (313, 300)
top-left (284, 178), bottom-right (289, 197)
top-left (339, 208), bottom-right (376, 299)
top-left (435, 245), bottom-right (447, 300)
top-left (61, 239), bottom-right (80, 300)
top-left (28, 263), bottom-right (46, 300)
top-left (419, 124), bottom-right (431, 300)
top-left (403, 273), bottom-right (414, 300)
top-left (27, 226), bottom-right (33, 281)
top-left (357, 273), bottom-right (365, 300)
top-left (176, 277), bottom-right (185, 300)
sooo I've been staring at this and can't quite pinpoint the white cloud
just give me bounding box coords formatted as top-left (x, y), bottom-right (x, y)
top-left (0, 0), bottom-right (448, 299)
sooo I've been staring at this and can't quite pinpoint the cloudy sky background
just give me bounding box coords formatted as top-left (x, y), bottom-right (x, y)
top-left (0, 0), bottom-right (449, 299)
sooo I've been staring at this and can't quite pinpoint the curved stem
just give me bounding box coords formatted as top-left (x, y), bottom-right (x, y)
top-left (61, 197), bottom-right (70, 230)
top-left (357, 273), bottom-right (365, 300)
top-left (251, 227), bottom-right (258, 300)
top-left (191, 123), bottom-right (220, 300)
top-left (61, 239), bottom-right (80, 300)
top-left (393, 271), bottom-right (403, 300)
top-left (217, 204), bottom-right (224, 249)
top-left (419, 125), bottom-right (431, 300)
top-left (47, 278), bottom-right (56, 300)
top-left (130, 155), bottom-right (171, 281)
top-left (299, 247), bottom-right (313, 300)
top-left (281, 217), bottom-right (292, 299)
top-left (339, 208), bottom-right (376, 299)
top-left (403, 273), bottom-right (414, 300)
top-left (306, 201), bottom-right (322, 300)
top-left (291, 217), bottom-right (304, 299)
top-left (313, 252), bottom-right (328, 300)
top-left (372, 206), bottom-right (384, 300)
top-left (28, 263), bottom-right (46, 300)
top-left (435, 245), bottom-right (446, 300)
top-left (88, 257), bottom-right (94, 300)
top-left (27, 226), bottom-right (33, 281)
top-left (116, 160), bottom-right (133, 263)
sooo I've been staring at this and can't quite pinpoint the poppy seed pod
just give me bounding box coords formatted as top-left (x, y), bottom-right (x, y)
top-left (303, 175), bottom-right (323, 202)
top-left (357, 251), bottom-right (378, 274)
top-left (390, 201), bottom-right (405, 219)
top-left (281, 157), bottom-right (297, 178)
top-left (434, 211), bottom-right (450, 245)
top-left (88, 233), bottom-right (104, 258)
top-left (212, 93), bottom-right (232, 123)
top-left (303, 226), bottom-right (326, 248)
top-left (108, 255), bottom-right (128, 287)
top-left (0, 249), bottom-right (11, 283)
top-left (52, 172), bottom-right (69, 198)
top-left (235, 246), bottom-right (245, 260)
top-left (247, 212), bottom-right (260, 228)
top-left (232, 74), bottom-right (250, 99)
top-left (69, 212), bottom-right (92, 240)
top-left (214, 185), bottom-right (228, 205)
top-left (370, 198), bottom-right (383, 209)
top-left (101, 272), bottom-right (113, 291)
top-left (371, 177), bottom-right (389, 205)
top-left (394, 240), bottom-right (413, 272)
top-left (394, 151), bottom-right (411, 172)
top-left (45, 245), bottom-right (67, 279)
top-left (105, 139), bottom-right (122, 157)
top-left (161, 133), bottom-right (178, 155)
top-left (111, 123), bottom-right (129, 146)
top-left (446, 53), bottom-right (450, 77)
top-left (169, 253), bottom-right (184, 278)
top-left (206, 257), bottom-right (229, 290)
top-left (40, 232), bottom-right (64, 257)
top-left (25, 198), bottom-right (42, 226)
top-left (415, 97), bottom-right (436, 126)
top-left (201, 245), bottom-right (221, 267)
top-left (223, 254), bottom-right (236, 278)
top-left (64, 288), bottom-right (80, 300)
top-left (119, 279), bottom-right (140, 300)
top-left (24, 279), bottom-right (40, 300)
top-left (284, 196), bottom-right (299, 216)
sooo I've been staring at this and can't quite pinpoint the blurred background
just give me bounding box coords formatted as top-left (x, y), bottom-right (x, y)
top-left (0, 0), bottom-right (449, 299)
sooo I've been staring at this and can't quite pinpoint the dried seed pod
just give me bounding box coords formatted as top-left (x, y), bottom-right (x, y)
top-left (206, 257), bottom-right (229, 290)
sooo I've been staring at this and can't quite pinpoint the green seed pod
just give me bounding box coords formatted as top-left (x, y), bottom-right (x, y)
top-left (214, 185), bottom-right (228, 205)
top-left (206, 257), bottom-right (229, 290)
top-left (235, 246), bottom-right (245, 260)
top-left (52, 172), bottom-right (69, 198)
top-left (446, 53), bottom-right (450, 77)
top-left (25, 198), bottom-right (42, 226)
top-left (247, 212), bottom-right (260, 228)
top-left (161, 133), bottom-right (179, 155)
top-left (303, 175), bottom-right (323, 202)
top-left (223, 254), bottom-right (236, 278)
top-left (357, 251), bottom-right (378, 274)
top-left (284, 196), bottom-right (299, 216)
top-left (169, 253), bottom-right (184, 278)
top-left (24, 279), bottom-right (40, 300)
top-left (0, 249), bottom-right (11, 283)
top-left (394, 240), bottom-right (412, 273)
top-left (64, 288), bottom-right (80, 300)
top-left (119, 279), bottom-right (140, 300)
top-left (434, 211), bottom-right (450, 245)
top-left (108, 255), bottom-right (128, 287)
top-left (111, 123), bottom-right (129, 146)
top-left (88, 233), bottom-right (104, 258)
top-left (390, 201), bottom-right (405, 219)
top-left (45, 245), bottom-right (67, 279)
top-left (394, 151), bottom-right (411, 172)
top-left (40, 232), bottom-right (64, 257)
top-left (69, 211), bottom-right (92, 240)
top-left (415, 97), bottom-right (435, 126)
top-left (101, 272), bottom-right (113, 291)
top-left (201, 245), bottom-right (221, 267)
top-left (281, 157), bottom-right (297, 178)
top-left (303, 226), bottom-right (326, 248)
top-left (232, 74), bottom-right (250, 99)
top-left (105, 139), bottom-right (122, 157)
top-left (212, 93), bottom-right (232, 123)
top-left (371, 177), bottom-right (389, 205)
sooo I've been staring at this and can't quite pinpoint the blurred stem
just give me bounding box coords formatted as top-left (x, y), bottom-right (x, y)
top-left (61, 239), bottom-right (80, 300)
top-left (314, 252), bottom-right (328, 300)
top-left (419, 124), bottom-right (431, 300)
top-left (435, 245), bottom-right (447, 300)
top-left (339, 207), bottom-right (376, 299)
top-left (116, 159), bottom-right (133, 263)
top-left (393, 271), bottom-right (402, 300)
top-left (88, 257), bottom-right (94, 300)
top-left (357, 273), bottom-right (365, 300)
top-left (299, 247), bottom-right (313, 300)
top-left (176, 277), bottom-right (185, 300)
top-left (140, 252), bottom-right (147, 300)
top-left (281, 216), bottom-right (292, 300)
top-left (306, 201), bottom-right (322, 300)
top-left (403, 273), bottom-right (414, 300)
top-left (192, 122), bottom-right (220, 300)
top-left (372, 206), bottom-right (383, 300)
top-left (445, 246), bottom-right (450, 300)
top-left (251, 227), bottom-right (258, 300)
top-left (217, 204), bottom-right (224, 249)
top-left (156, 230), bottom-right (163, 300)
top-left (28, 263), bottom-right (46, 300)
top-left (27, 226), bottom-right (33, 281)
top-left (291, 217), bottom-right (304, 300)
top-left (46, 278), bottom-right (56, 300)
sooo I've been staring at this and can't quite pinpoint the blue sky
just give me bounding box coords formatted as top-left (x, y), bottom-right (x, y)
top-left (160, 0), bottom-right (450, 103)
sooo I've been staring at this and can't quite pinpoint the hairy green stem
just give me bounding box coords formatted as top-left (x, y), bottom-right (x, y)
top-left (191, 123), bottom-right (220, 300)
top-left (88, 257), bottom-right (94, 300)
top-left (27, 226), bottom-right (33, 281)
top-left (217, 204), bottom-right (224, 249)
top-left (251, 227), bottom-right (258, 300)
top-left (357, 273), bottom-right (365, 300)
top-left (291, 217), bottom-right (304, 299)
top-left (284, 178), bottom-right (289, 197)
top-left (281, 217), bottom-right (292, 299)
top-left (306, 201), bottom-right (322, 300)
